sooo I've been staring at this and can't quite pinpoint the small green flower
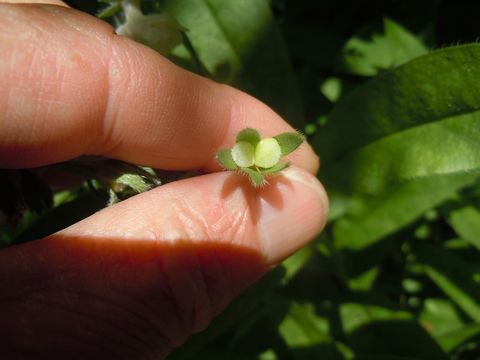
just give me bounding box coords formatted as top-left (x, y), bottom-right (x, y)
top-left (217, 128), bottom-right (305, 187)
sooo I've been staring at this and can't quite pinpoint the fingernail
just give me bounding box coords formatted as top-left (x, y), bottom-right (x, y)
top-left (258, 167), bottom-right (329, 266)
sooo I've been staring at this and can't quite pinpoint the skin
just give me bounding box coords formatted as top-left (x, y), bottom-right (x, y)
top-left (0, 1), bottom-right (329, 359)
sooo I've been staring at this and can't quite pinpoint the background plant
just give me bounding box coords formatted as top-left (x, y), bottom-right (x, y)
top-left (2, 0), bottom-right (480, 359)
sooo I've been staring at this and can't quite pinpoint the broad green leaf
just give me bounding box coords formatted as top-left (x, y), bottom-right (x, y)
top-left (236, 128), bottom-right (261, 145)
top-left (217, 148), bottom-right (239, 170)
top-left (315, 45), bottom-right (480, 166)
top-left (448, 206), bottom-right (480, 250)
top-left (163, 0), bottom-right (304, 125)
top-left (415, 245), bottom-right (480, 322)
top-left (322, 46), bottom-right (480, 250)
top-left (333, 172), bottom-right (477, 250)
top-left (341, 18), bottom-right (428, 76)
top-left (322, 47), bottom-right (480, 249)
top-left (274, 132), bottom-right (305, 156)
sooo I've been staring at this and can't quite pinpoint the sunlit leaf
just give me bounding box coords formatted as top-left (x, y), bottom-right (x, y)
top-left (316, 45), bottom-right (480, 166)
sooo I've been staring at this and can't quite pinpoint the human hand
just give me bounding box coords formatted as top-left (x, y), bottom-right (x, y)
top-left (0, 1), bottom-right (328, 358)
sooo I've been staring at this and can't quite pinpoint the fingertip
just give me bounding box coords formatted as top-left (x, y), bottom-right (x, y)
top-left (257, 166), bottom-right (328, 265)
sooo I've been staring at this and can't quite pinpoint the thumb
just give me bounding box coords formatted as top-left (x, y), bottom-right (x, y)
top-left (0, 167), bottom-right (327, 358)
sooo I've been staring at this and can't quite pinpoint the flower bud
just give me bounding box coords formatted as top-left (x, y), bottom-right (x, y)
top-left (255, 138), bottom-right (281, 168)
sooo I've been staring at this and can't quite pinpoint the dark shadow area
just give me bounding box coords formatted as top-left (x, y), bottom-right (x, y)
top-left (15, 190), bottom-right (109, 244)
top-left (287, 343), bottom-right (344, 360)
top-left (347, 320), bottom-right (447, 359)
top-left (0, 233), bottom-right (268, 359)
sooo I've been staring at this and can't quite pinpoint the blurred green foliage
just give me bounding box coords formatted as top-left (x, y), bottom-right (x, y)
top-left (4, 0), bottom-right (480, 358)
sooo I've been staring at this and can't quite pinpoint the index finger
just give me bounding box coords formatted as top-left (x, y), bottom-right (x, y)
top-left (0, 4), bottom-right (319, 173)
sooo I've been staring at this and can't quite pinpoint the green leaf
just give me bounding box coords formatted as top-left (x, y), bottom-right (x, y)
top-left (317, 45), bottom-right (480, 250)
top-left (448, 206), bottom-right (480, 250)
top-left (273, 132), bottom-right (305, 156)
top-left (217, 148), bottom-right (239, 170)
top-left (236, 128), bottom-right (261, 146)
top-left (341, 18), bottom-right (428, 76)
top-left (415, 245), bottom-right (480, 322)
top-left (315, 45), bottom-right (480, 167)
top-left (241, 168), bottom-right (266, 187)
top-left (163, 0), bottom-right (304, 125)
